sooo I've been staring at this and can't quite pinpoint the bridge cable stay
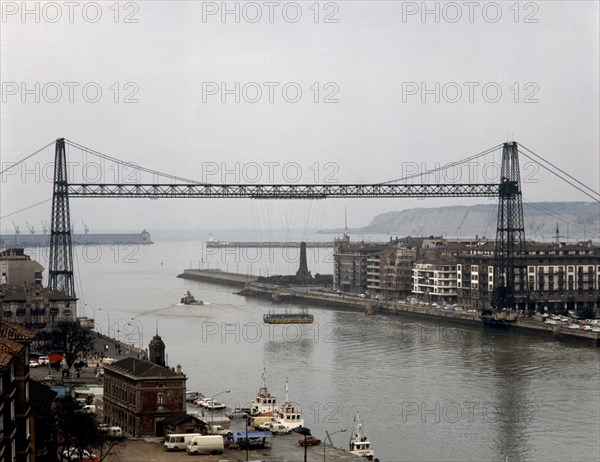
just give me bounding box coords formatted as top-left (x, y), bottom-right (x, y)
top-left (379, 144), bottom-right (504, 185)
top-left (518, 144), bottom-right (599, 201)
top-left (0, 140), bottom-right (55, 176)
top-left (522, 199), bottom-right (600, 239)
top-left (64, 139), bottom-right (206, 185)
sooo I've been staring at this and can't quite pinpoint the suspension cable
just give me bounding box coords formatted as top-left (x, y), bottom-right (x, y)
top-left (64, 139), bottom-right (206, 185)
top-left (379, 144), bottom-right (504, 184)
top-left (0, 141), bottom-right (55, 175)
top-left (519, 144), bottom-right (599, 200)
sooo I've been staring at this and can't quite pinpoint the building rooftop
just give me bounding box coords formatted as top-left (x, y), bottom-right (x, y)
top-left (105, 357), bottom-right (182, 379)
top-left (0, 320), bottom-right (37, 341)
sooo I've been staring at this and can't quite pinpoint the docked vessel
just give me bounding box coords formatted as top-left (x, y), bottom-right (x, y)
top-left (263, 309), bottom-right (314, 324)
top-left (250, 369), bottom-right (279, 417)
top-left (274, 380), bottom-right (304, 431)
top-left (180, 291), bottom-right (203, 305)
top-left (349, 412), bottom-right (374, 459)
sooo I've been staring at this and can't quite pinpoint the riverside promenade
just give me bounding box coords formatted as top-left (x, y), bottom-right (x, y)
top-left (177, 269), bottom-right (600, 346)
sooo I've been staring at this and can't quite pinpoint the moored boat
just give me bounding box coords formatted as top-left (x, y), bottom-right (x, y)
top-left (250, 368), bottom-right (279, 417)
top-left (274, 379), bottom-right (304, 431)
top-left (349, 412), bottom-right (374, 459)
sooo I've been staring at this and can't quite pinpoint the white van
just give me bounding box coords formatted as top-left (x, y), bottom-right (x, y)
top-left (164, 433), bottom-right (202, 451)
top-left (258, 422), bottom-right (291, 434)
top-left (108, 427), bottom-right (122, 438)
top-left (186, 435), bottom-right (224, 455)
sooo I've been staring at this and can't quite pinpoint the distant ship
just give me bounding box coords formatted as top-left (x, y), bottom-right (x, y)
top-left (0, 229), bottom-right (153, 248)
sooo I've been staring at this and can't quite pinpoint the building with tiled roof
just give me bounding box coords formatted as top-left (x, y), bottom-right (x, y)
top-left (102, 333), bottom-right (187, 437)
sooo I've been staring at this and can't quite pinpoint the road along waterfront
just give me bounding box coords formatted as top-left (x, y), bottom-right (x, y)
top-left (73, 230), bottom-right (600, 461)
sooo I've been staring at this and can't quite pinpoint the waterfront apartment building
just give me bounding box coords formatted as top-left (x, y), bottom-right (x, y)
top-left (334, 237), bottom-right (599, 312)
top-left (102, 333), bottom-right (187, 437)
top-left (457, 242), bottom-right (600, 312)
top-left (335, 235), bottom-right (422, 295)
top-left (412, 262), bottom-right (459, 304)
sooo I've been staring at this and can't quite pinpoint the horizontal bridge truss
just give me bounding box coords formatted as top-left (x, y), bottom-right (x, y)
top-left (67, 183), bottom-right (499, 199)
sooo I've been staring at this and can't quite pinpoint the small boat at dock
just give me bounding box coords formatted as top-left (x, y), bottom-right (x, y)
top-left (349, 412), bottom-right (374, 459)
top-left (263, 309), bottom-right (313, 324)
top-left (274, 379), bottom-right (304, 431)
top-left (250, 368), bottom-right (279, 417)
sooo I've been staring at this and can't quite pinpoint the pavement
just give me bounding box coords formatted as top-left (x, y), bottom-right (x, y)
top-left (114, 432), bottom-right (363, 462)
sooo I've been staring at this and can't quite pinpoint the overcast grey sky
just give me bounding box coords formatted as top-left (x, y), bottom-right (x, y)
top-left (1, 1), bottom-right (598, 233)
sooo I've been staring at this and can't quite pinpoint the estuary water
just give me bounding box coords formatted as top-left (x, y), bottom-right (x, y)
top-left (42, 230), bottom-right (599, 462)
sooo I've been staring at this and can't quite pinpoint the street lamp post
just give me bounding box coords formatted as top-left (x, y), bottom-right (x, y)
top-left (293, 427), bottom-right (311, 462)
top-left (84, 303), bottom-right (95, 322)
top-left (209, 390), bottom-right (230, 423)
top-left (324, 428), bottom-right (347, 462)
top-left (98, 307), bottom-right (111, 337)
top-left (125, 318), bottom-right (144, 351)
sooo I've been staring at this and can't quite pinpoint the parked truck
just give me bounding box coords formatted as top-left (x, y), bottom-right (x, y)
top-left (185, 435), bottom-right (224, 455)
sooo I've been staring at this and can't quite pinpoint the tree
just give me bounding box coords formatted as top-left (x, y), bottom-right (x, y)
top-left (576, 305), bottom-right (596, 320)
top-left (42, 321), bottom-right (95, 371)
top-left (53, 396), bottom-right (121, 462)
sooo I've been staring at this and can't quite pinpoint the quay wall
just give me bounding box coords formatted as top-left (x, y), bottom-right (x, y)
top-left (178, 270), bottom-right (600, 346)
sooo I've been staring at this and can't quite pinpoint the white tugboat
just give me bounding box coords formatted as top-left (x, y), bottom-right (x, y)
top-left (274, 379), bottom-right (304, 431)
top-left (249, 368), bottom-right (279, 417)
top-left (180, 290), bottom-right (203, 305)
top-left (349, 412), bottom-right (374, 459)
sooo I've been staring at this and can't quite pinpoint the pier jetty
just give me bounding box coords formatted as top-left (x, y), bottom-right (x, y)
top-left (177, 268), bottom-right (258, 287)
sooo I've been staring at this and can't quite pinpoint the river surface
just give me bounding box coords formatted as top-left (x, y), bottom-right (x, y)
top-left (41, 230), bottom-right (600, 462)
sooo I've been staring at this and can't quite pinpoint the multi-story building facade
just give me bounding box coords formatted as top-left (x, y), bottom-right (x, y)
top-left (333, 235), bottom-right (388, 293)
top-left (0, 249), bottom-right (43, 287)
top-left (334, 236), bottom-right (599, 313)
top-left (1, 249), bottom-right (78, 329)
top-left (1, 287), bottom-right (78, 329)
top-left (335, 235), bottom-right (421, 295)
top-left (0, 321), bottom-right (37, 462)
top-left (102, 333), bottom-right (187, 437)
top-left (412, 262), bottom-right (458, 304)
top-left (457, 242), bottom-right (600, 312)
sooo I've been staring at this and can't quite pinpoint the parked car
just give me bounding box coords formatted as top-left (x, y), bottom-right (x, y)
top-left (186, 391), bottom-right (203, 402)
top-left (298, 436), bottom-right (321, 446)
top-left (62, 448), bottom-right (98, 462)
top-left (37, 356), bottom-right (50, 366)
top-left (227, 410), bottom-right (248, 419)
top-left (29, 360), bottom-right (39, 367)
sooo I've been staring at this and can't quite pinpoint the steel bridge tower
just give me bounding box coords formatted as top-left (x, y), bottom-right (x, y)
top-left (48, 138), bottom-right (75, 297)
top-left (482, 141), bottom-right (528, 323)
